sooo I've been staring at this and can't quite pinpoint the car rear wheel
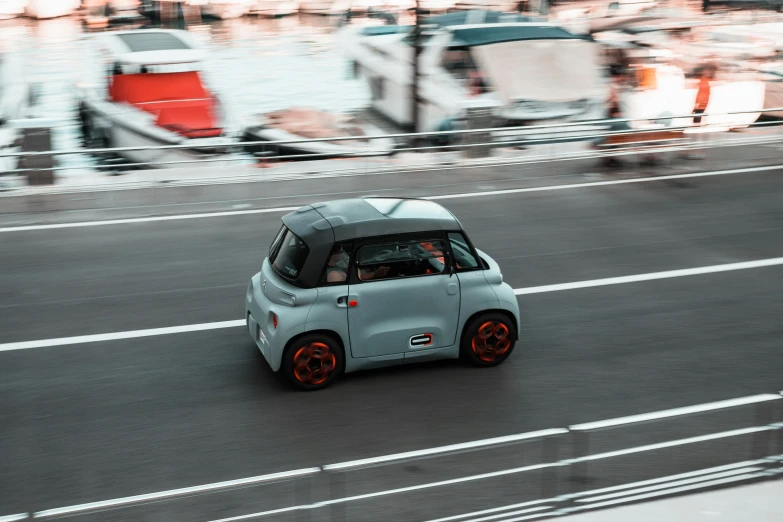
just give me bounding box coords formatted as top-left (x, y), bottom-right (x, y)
top-left (460, 313), bottom-right (516, 367)
top-left (282, 334), bottom-right (344, 391)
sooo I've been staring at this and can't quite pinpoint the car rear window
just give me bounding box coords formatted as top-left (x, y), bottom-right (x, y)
top-left (270, 227), bottom-right (309, 280)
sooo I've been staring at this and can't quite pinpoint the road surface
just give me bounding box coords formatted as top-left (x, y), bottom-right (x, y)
top-left (1, 152), bottom-right (782, 521)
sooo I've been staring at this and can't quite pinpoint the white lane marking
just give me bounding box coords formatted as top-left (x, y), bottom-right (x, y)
top-left (514, 257), bottom-right (783, 296)
top-left (2, 256), bottom-right (783, 352)
top-left (0, 514), bottom-right (30, 522)
top-left (0, 207), bottom-right (300, 233)
top-left (425, 163), bottom-right (783, 201)
top-left (0, 320), bottom-right (244, 352)
top-left (1, 163), bottom-right (781, 233)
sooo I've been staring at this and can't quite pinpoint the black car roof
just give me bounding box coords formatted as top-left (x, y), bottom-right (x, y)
top-left (278, 198), bottom-right (463, 288)
top-left (282, 197), bottom-right (461, 244)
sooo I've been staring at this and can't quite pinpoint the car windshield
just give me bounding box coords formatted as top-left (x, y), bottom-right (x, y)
top-left (448, 233), bottom-right (480, 269)
top-left (270, 227), bottom-right (309, 280)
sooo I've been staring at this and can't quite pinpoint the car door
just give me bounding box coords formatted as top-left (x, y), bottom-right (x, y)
top-left (304, 242), bottom-right (352, 353)
top-left (347, 234), bottom-right (461, 359)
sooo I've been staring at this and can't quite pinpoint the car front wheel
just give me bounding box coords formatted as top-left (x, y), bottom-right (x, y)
top-left (282, 334), bottom-right (344, 391)
top-left (460, 313), bottom-right (516, 367)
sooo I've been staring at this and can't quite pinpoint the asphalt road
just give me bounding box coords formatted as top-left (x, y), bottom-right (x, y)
top-left (1, 157), bottom-right (782, 521)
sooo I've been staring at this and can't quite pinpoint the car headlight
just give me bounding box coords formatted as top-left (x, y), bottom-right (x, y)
top-left (280, 291), bottom-right (296, 307)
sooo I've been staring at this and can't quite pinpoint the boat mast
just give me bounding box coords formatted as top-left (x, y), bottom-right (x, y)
top-left (411, 0), bottom-right (421, 135)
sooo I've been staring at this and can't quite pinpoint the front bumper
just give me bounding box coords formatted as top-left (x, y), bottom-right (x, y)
top-left (246, 311), bottom-right (274, 366)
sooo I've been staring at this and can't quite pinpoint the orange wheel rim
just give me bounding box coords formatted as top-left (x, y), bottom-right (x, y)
top-left (471, 322), bottom-right (511, 363)
top-left (293, 342), bottom-right (337, 385)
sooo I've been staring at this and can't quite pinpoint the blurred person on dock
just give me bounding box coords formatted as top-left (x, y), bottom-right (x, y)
top-left (684, 63), bottom-right (716, 160)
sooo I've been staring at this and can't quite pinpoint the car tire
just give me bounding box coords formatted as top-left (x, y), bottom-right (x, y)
top-left (459, 313), bottom-right (516, 367)
top-left (282, 334), bottom-right (344, 391)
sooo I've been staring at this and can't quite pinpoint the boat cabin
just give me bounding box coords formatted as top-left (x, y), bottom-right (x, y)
top-left (83, 30), bottom-right (223, 139)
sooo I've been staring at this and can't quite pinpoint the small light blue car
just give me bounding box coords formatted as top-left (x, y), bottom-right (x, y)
top-left (245, 197), bottom-right (520, 390)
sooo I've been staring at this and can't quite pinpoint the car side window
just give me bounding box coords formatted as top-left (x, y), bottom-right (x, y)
top-left (448, 232), bottom-right (480, 271)
top-left (356, 239), bottom-right (448, 282)
top-left (319, 243), bottom-right (353, 286)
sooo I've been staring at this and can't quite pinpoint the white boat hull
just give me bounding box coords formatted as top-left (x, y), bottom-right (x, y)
top-left (342, 25), bottom-right (608, 133)
top-left (0, 0), bottom-right (26, 19)
top-left (245, 125), bottom-right (396, 157)
top-left (0, 52), bottom-right (30, 173)
top-left (452, 0), bottom-right (518, 11)
top-left (299, 0), bottom-right (342, 14)
top-left (250, 0), bottom-right (299, 16)
top-left (201, 0), bottom-right (252, 18)
top-left (620, 81), bottom-right (766, 129)
top-left (79, 96), bottom-right (237, 169)
top-left (25, 0), bottom-right (79, 19)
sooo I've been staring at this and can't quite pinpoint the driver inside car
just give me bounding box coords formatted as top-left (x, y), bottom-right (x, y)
top-left (358, 264), bottom-right (390, 281)
top-left (326, 246), bottom-right (350, 283)
top-left (326, 245), bottom-right (390, 282)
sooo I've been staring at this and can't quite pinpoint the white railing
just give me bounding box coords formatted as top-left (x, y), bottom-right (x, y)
top-left (2, 108), bottom-right (782, 177)
top-left (9, 391), bottom-right (782, 521)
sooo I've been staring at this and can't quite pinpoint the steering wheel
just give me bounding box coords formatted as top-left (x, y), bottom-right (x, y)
top-left (373, 249), bottom-right (394, 260)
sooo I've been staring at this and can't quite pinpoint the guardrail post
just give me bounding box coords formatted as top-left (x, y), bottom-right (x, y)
top-left (777, 400), bottom-right (783, 458)
top-left (569, 430), bottom-right (590, 496)
top-left (328, 470), bottom-right (346, 522)
top-left (541, 435), bottom-right (560, 499)
top-left (752, 401), bottom-right (776, 464)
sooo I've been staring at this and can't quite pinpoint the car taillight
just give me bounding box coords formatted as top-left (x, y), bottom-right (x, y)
top-left (272, 314), bottom-right (278, 329)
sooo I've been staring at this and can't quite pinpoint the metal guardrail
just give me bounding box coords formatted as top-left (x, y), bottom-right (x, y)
top-left (8, 391), bottom-right (782, 521)
top-left (1, 108), bottom-right (782, 176)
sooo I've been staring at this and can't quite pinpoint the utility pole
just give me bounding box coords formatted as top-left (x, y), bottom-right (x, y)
top-left (410, 1), bottom-right (421, 138)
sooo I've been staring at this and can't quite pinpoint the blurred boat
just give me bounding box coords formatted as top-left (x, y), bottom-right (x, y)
top-left (138, 0), bottom-right (208, 22)
top-left (201, 0), bottom-right (252, 18)
top-left (25, 0), bottom-right (80, 18)
top-left (702, 22), bottom-right (783, 52)
top-left (299, 0), bottom-right (336, 14)
top-left (338, 10), bottom-right (607, 132)
top-left (242, 107), bottom-right (397, 158)
top-left (249, 0), bottom-right (299, 17)
top-left (75, 29), bottom-right (239, 168)
top-left (758, 62), bottom-right (783, 118)
top-left (617, 62), bottom-right (765, 129)
top-left (0, 52), bottom-right (30, 173)
top-left (415, 0), bottom-right (456, 12)
top-left (0, 0), bottom-right (26, 20)
top-left (593, 15), bottom-right (768, 128)
top-left (300, 0), bottom-right (388, 15)
top-left (451, 0), bottom-right (519, 12)
top-left (83, 0), bottom-right (146, 28)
